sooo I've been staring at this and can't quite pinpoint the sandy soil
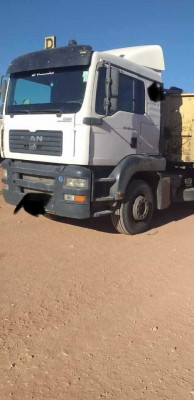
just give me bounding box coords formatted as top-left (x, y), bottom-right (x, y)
top-left (0, 164), bottom-right (194, 400)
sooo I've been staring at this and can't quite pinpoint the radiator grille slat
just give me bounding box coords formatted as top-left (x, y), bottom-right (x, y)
top-left (9, 130), bottom-right (63, 156)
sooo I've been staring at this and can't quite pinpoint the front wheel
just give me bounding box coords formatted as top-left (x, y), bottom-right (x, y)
top-left (111, 179), bottom-right (154, 235)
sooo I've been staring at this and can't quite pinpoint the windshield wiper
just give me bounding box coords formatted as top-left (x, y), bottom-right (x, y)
top-left (10, 109), bottom-right (30, 114)
top-left (9, 109), bottom-right (30, 117)
top-left (8, 109), bottom-right (63, 116)
top-left (31, 109), bottom-right (63, 116)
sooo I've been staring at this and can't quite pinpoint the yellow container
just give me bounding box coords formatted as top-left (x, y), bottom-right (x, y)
top-left (163, 92), bottom-right (194, 162)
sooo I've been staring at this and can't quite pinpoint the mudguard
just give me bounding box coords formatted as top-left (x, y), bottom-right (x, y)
top-left (109, 155), bottom-right (166, 200)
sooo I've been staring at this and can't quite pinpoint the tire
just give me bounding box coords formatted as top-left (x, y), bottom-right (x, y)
top-left (111, 179), bottom-right (154, 235)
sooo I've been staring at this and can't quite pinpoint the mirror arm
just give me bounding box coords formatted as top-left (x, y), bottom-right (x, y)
top-left (104, 63), bottom-right (111, 116)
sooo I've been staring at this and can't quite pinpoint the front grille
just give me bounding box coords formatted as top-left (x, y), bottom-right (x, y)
top-left (22, 188), bottom-right (53, 194)
top-left (21, 175), bottom-right (55, 194)
top-left (9, 130), bottom-right (63, 156)
top-left (22, 175), bottom-right (55, 185)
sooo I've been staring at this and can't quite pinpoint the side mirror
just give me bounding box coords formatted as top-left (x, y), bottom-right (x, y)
top-left (104, 65), bottom-right (119, 115)
top-left (109, 98), bottom-right (118, 114)
top-left (148, 82), bottom-right (165, 102)
top-left (110, 67), bottom-right (119, 97)
top-left (0, 77), bottom-right (8, 103)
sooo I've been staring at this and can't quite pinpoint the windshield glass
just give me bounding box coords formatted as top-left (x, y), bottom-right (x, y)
top-left (6, 68), bottom-right (89, 114)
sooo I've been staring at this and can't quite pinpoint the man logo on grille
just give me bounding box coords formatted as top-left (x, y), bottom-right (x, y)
top-left (30, 135), bottom-right (43, 142)
top-left (29, 143), bottom-right (36, 150)
top-left (29, 135), bottom-right (43, 150)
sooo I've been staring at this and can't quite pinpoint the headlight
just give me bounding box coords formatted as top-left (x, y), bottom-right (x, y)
top-left (65, 177), bottom-right (88, 188)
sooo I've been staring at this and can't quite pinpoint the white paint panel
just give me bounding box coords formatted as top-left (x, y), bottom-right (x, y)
top-left (90, 112), bottom-right (138, 165)
top-left (139, 123), bottom-right (160, 154)
top-left (3, 112), bottom-right (90, 165)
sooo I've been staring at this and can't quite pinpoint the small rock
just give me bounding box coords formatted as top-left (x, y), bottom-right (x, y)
top-left (152, 326), bottom-right (159, 331)
top-left (10, 363), bottom-right (16, 368)
top-left (190, 389), bottom-right (194, 396)
top-left (62, 350), bottom-right (68, 356)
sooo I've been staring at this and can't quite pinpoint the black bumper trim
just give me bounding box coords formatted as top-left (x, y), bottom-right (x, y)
top-left (15, 178), bottom-right (55, 193)
top-left (2, 159), bottom-right (92, 219)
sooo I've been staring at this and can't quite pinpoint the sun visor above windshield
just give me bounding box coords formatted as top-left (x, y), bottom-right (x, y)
top-left (7, 45), bottom-right (93, 74)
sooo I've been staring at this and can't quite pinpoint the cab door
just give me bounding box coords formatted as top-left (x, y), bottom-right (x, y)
top-left (90, 65), bottom-right (147, 166)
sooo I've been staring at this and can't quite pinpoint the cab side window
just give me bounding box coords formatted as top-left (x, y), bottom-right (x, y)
top-left (95, 67), bottom-right (106, 115)
top-left (134, 78), bottom-right (145, 114)
top-left (95, 67), bottom-right (145, 116)
top-left (118, 74), bottom-right (133, 112)
top-left (118, 73), bottom-right (145, 115)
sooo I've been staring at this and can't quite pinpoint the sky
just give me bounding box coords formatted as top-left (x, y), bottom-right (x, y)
top-left (0, 0), bottom-right (194, 92)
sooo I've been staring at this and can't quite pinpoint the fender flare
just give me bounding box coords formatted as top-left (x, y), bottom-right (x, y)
top-left (110, 155), bottom-right (166, 200)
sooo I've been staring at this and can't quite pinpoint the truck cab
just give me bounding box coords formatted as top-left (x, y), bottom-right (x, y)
top-left (1, 41), bottom-right (168, 234)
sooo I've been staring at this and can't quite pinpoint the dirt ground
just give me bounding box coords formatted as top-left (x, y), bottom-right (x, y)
top-left (0, 164), bottom-right (194, 400)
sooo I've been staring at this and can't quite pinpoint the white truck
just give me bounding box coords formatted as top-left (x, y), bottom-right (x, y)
top-left (1, 40), bottom-right (194, 234)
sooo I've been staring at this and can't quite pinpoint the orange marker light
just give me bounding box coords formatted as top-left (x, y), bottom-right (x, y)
top-left (74, 195), bottom-right (86, 203)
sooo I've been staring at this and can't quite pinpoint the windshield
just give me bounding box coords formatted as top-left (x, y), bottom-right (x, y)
top-left (6, 68), bottom-right (89, 114)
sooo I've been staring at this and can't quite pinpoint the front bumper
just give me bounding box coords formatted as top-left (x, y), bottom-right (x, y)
top-left (2, 159), bottom-right (92, 219)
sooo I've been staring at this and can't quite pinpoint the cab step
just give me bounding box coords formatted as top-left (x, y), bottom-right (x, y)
top-left (95, 177), bottom-right (116, 183)
top-left (93, 210), bottom-right (112, 217)
top-left (94, 196), bottom-right (114, 202)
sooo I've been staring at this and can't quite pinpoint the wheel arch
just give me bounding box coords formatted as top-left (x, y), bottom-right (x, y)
top-left (110, 155), bottom-right (166, 201)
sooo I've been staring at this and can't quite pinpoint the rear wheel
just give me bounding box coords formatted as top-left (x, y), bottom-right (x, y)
top-left (111, 179), bottom-right (154, 235)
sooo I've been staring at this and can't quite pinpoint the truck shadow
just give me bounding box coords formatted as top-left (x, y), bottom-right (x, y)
top-left (151, 202), bottom-right (194, 230)
top-left (45, 213), bottom-right (117, 234)
top-left (45, 202), bottom-right (194, 234)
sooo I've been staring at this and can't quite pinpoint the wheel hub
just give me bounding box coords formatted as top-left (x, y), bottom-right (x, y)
top-left (132, 195), bottom-right (150, 221)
